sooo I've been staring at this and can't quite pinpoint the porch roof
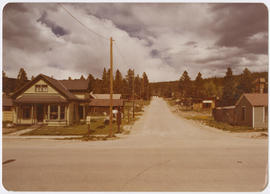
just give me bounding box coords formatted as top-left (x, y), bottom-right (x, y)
top-left (14, 95), bottom-right (68, 104)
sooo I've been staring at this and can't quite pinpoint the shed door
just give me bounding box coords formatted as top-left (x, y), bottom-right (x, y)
top-left (253, 106), bottom-right (264, 128)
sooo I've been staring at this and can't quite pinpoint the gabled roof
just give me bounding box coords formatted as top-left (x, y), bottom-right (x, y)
top-left (11, 74), bottom-right (78, 100)
top-left (90, 93), bottom-right (122, 99)
top-left (60, 79), bottom-right (89, 91)
top-left (89, 99), bottom-right (123, 107)
top-left (236, 93), bottom-right (268, 106)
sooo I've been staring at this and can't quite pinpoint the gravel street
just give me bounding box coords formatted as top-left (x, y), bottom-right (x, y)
top-left (2, 97), bottom-right (268, 191)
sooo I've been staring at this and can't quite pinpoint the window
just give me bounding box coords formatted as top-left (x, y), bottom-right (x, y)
top-left (35, 84), bottom-right (48, 92)
top-left (60, 105), bottom-right (65, 120)
top-left (241, 106), bottom-right (246, 121)
top-left (78, 105), bottom-right (83, 119)
top-left (50, 104), bottom-right (58, 120)
top-left (22, 105), bottom-right (31, 119)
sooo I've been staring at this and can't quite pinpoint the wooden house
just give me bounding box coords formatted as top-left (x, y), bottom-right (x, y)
top-left (10, 74), bottom-right (89, 126)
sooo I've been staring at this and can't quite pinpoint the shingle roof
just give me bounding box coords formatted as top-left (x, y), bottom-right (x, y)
top-left (2, 94), bottom-right (13, 107)
top-left (91, 94), bottom-right (122, 99)
top-left (11, 74), bottom-right (78, 100)
top-left (89, 99), bottom-right (124, 107)
top-left (41, 75), bottom-right (77, 100)
top-left (236, 93), bottom-right (268, 106)
top-left (60, 79), bottom-right (89, 91)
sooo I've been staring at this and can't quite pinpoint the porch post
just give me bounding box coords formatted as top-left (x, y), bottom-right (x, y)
top-left (58, 104), bottom-right (60, 120)
top-left (65, 105), bottom-right (67, 125)
top-left (83, 105), bottom-right (86, 120)
top-left (48, 104), bottom-right (50, 120)
top-left (31, 105), bottom-right (34, 124)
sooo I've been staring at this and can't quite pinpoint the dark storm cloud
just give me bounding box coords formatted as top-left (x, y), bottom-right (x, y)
top-left (211, 3), bottom-right (268, 54)
top-left (185, 41), bottom-right (197, 46)
top-left (37, 11), bottom-right (69, 37)
top-left (2, 3), bottom-right (268, 81)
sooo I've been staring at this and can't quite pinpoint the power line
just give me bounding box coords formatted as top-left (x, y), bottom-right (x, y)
top-left (114, 42), bottom-right (128, 66)
top-left (58, 3), bottom-right (109, 41)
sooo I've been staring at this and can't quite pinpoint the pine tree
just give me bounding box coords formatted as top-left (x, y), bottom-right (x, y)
top-left (221, 67), bottom-right (237, 106)
top-left (114, 69), bottom-right (123, 94)
top-left (134, 74), bottom-right (141, 99)
top-left (87, 73), bottom-right (95, 92)
top-left (16, 68), bottom-right (28, 89)
top-left (142, 72), bottom-right (149, 100)
top-left (179, 70), bottom-right (191, 97)
top-left (101, 68), bottom-right (109, 93)
top-left (80, 75), bottom-right (85, 80)
top-left (235, 68), bottom-right (254, 99)
top-left (194, 72), bottom-right (204, 98)
top-left (125, 69), bottom-right (134, 99)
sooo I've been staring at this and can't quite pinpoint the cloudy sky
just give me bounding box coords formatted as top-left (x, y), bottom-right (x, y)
top-left (3, 3), bottom-right (268, 82)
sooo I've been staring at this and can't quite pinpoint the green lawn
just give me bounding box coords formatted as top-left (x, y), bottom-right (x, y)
top-left (185, 115), bottom-right (267, 133)
top-left (22, 119), bottom-right (122, 136)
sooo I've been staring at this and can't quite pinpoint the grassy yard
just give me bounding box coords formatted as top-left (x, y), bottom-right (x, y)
top-left (22, 119), bottom-right (122, 136)
top-left (185, 115), bottom-right (267, 133)
top-left (21, 100), bottom-right (149, 136)
top-left (2, 122), bottom-right (30, 134)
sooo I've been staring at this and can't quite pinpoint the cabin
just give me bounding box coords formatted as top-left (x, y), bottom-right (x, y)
top-left (234, 93), bottom-right (268, 128)
top-left (88, 93), bottom-right (123, 115)
top-left (10, 74), bottom-right (89, 126)
top-left (213, 93), bottom-right (268, 129)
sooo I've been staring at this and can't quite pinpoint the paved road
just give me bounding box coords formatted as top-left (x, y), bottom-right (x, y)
top-left (2, 98), bottom-right (268, 191)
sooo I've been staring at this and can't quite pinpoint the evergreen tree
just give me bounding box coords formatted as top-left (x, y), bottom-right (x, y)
top-left (221, 67), bottom-right (237, 106)
top-left (101, 68), bottom-right (109, 93)
top-left (194, 72), bottom-right (204, 98)
top-left (134, 74), bottom-right (141, 99)
top-left (80, 75), bottom-right (85, 80)
top-left (142, 72), bottom-right (149, 100)
top-left (87, 73), bottom-right (95, 92)
top-left (178, 70), bottom-right (192, 97)
top-left (114, 69), bottom-right (123, 94)
top-left (125, 69), bottom-right (134, 99)
top-left (16, 68), bottom-right (28, 89)
top-left (235, 68), bottom-right (254, 99)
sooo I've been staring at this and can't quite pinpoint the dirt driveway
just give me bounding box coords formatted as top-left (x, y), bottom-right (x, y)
top-left (2, 97), bottom-right (268, 191)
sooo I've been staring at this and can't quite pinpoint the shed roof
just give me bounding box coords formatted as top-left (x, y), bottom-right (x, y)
top-left (60, 79), bottom-right (89, 91)
top-left (2, 94), bottom-right (13, 107)
top-left (236, 93), bottom-right (268, 106)
top-left (89, 99), bottom-right (124, 107)
top-left (90, 93), bottom-right (122, 99)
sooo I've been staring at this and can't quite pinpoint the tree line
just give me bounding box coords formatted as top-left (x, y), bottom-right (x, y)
top-left (87, 68), bottom-right (150, 100)
top-left (3, 68), bottom-right (150, 100)
top-left (150, 67), bottom-right (267, 106)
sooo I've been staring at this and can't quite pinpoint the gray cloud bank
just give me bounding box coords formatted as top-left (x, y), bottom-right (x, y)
top-left (3, 3), bottom-right (268, 81)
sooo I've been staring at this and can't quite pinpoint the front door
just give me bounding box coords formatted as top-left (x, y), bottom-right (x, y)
top-left (37, 104), bottom-right (44, 122)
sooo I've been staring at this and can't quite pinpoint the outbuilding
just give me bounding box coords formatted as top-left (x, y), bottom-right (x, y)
top-left (234, 93), bottom-right (268, 128)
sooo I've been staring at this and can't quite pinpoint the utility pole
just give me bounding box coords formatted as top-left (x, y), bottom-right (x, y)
top-left (109, 37), bottom-right (114, 138)
top-left (132, 69), bottom-right (135, 119)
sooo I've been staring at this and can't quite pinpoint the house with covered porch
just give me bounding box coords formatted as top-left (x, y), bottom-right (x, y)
top-left (10, 74), bottom-right (90, 126)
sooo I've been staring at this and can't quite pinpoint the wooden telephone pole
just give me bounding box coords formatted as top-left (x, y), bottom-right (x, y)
top-left (109, 37), bottom-right (114, 137)
top-left (132, 69), bottom-right (135, 119)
